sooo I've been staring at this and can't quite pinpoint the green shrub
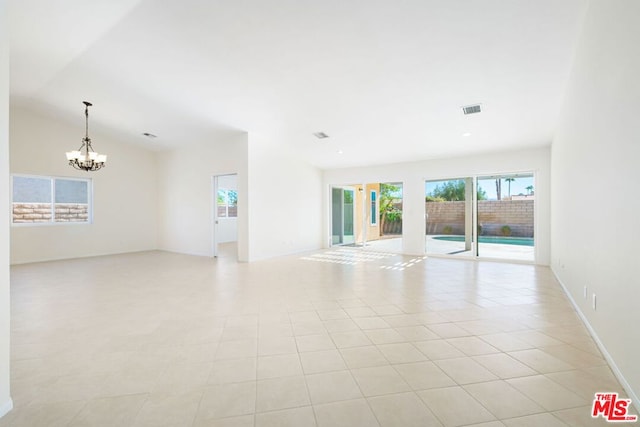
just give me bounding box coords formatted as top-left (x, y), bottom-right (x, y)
top-left (443, 225), bottom-right (453, 235)
top-left (500, 225), bottom-right (512, 236)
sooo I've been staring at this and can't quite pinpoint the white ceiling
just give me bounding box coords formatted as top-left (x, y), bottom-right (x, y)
top-left (9, 0), bottom-right (588, 169)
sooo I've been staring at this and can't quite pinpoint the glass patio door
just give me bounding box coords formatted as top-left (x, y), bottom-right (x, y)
top-left (331, 187), bottom-right (355, 245)
top-left (476, 174), bottom-right (535, 261)
top-left (425, 178), bottom-right (474, 256)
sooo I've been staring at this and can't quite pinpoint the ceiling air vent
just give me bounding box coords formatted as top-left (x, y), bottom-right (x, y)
top-left (313, 132), bottom-right (329, 139)
top-left (462, 104), bottom-right (482, 115)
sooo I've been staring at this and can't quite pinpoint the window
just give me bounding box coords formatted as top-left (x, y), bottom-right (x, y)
top-left (217, 188), bottom-right (238, 218)
top-left (370, 190), bottom-right (378, 225)
top-left (12, 175), bottom-right (91, 224)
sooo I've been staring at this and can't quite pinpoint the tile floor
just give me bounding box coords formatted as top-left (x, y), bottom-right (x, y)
top-left (2, 248), bottom-right (636, 426)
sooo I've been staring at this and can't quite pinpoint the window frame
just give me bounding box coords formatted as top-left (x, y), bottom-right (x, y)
top-left (370, 190), bottom-right (378, 226)
top-left (216, 188), bottom-right (238, 219)
top-left (11, 174), bottom-right (93, 226)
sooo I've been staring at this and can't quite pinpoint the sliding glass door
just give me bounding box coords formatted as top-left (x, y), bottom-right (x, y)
top-left (425, 178), bottom-right (473, 256)
top-left (476, 174), bottom-right (535, 261)
top-left (425, 173), bottom-right (535, 261)
top-left (331, 187), bottom-right (355, 245)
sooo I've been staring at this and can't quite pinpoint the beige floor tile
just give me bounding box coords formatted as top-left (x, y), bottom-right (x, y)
top-left (152, 361), bottom-right (212, 393)
top-left (377, 343), bottom-right (427, 364)
top-left (446, 337), bottom-right (500, 356)
top-left (209, 358), bottom-right (257, 384)
top-left (472, 353), bottom-right (537, 379)
top-left (292, 321), bottom-right (326, 336)
top-left (463, 422), bottom-right (506, 427)
top-left (507, 375), bottom-right (586, 411)
top-left (371, 305), bottom-right (404, 316)
top-left (317, 309), bottom-right (349, 320)
top-left (7, 251), bottom-right (633, 427)
top-left (479, 333), bottom-right (533, 352)
top-left (508, 349), bottom-right (574, 373)
top-left (305, 370), bottom-right (362, 404)
top-left (435, 357), bottom-right (499, 384)
top-left (323, 318), bottom-right (359, 333)
top-left (132, 390), bottom-right (203, 427)
top-left (215, 339), bottom-right (258, 360)
top-left (418, 386), bottom-right (496, 426)
top-left (193, 414), bottom-right (255, 427)
top-left (330, 331), bottom-right (372, 348)
top-left (552, 405), bottom-right (615, 426)
top-left (344, 307), bottom-right (377, 317)
top-left (364, 328), bottom-right (406, 344)
top-left (393, 361), bottom-right (456, 390)
top-left (464, 380), bottom-right (544, 419)
top-left (539, 344), bottom-right (606, 369)
top-left (394, 326), bottom-right (440, 341)
top-left (300, 349), bottom-right (347, 374)
top-left (428, 323), bottom-right (472, 338)
top-left (382, 314), bottom-right (424, 327)
top-left (314, 399), bottom-right (380, 427)
top-left (546, 369), bottom-right (624, 400)
top-left (512, 331), bottom-right (564, 348)
top-left (339, 346), bottom-right (389, 369)
top-left (255, 406), bottom-right (317, 427)
top-left (256, 376), bottom-right (310, 412)
top-left (368, 392), bottom-right (442, 427)
top-left (0, 401), bottom-right (85, 427)
top-left (353, 316), bottom-right (391, 330)
top-left (258, 336), bottom-right (297, 356)
top-left (257, 353), bottom-right (303, 379)
top-left (414, 339), bottom-right (465, 360)
top-left (69, 393), bottom-right (148, 427)
top-left (197, 382), bottom-right (257, 420)
top-left (502, 412), bottom-right (567, 427)
top-left (295, 334), bottom-right (336, 352)
top-left (350, 365), bottom-right (411, 397)
top-left (222, 325), bottom-right (258, 342)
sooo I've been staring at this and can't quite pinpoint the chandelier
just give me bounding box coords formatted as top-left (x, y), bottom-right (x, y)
top-left (66, 101), bottom-right (107, 171)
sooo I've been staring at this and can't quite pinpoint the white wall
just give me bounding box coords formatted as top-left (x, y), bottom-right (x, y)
top-left (246, 134), bottom-right (323, 261)
top-left (9, 106), bottom-right (158, 264)
top-left (0, 0), bottom-right (13, 418)
top-left (216, 174), bottom-right (237, 244)
top-left (551, 0), bottom-right (640, 406)
top-left (157, 134), bottom-right (248, 260)
top-left (324, 147), bottom-right (551, 264)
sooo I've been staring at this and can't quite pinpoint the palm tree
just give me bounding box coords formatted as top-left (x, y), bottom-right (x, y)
top-left (505, 178), bottom-right (515, 198)
top-left (526, 185), bottom-right (534, 195)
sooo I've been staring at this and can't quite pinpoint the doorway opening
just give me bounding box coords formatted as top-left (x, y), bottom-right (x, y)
top-left (330, 182), bottom-right (403, 253)
top-left (212, 174), bottom-right (238, 259)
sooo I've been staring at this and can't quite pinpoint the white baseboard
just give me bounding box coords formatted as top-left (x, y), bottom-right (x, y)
top-left (552, 267), bottom-right (640, 413)
top-left (0, 398), bottom-right (13, 418)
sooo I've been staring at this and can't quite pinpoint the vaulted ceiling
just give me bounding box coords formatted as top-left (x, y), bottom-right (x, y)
top-left (10, 0), bottom-right (587, 168)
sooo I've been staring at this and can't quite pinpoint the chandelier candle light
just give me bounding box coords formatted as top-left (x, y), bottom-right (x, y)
top-left (66, 101), bottom-right (107, 171)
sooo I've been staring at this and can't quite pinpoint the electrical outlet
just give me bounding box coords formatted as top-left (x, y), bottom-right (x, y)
top-left (592, 293), bottom-right (597, 310)
top-left (584, 286), bottom-right (588, 299)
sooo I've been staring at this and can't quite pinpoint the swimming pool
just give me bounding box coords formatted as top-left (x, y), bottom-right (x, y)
top-left (433, 235), bottom-right (534, 246)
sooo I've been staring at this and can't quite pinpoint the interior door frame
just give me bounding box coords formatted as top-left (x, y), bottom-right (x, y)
top-left (211, 173), bottom-right (238, 258)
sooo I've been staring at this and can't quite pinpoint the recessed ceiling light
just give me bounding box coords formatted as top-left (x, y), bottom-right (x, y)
top-left (337, 149), bottom-right (343, 154)
top-left (313, 132), bottom-right (329, 139)
top-left (142, 132), bottom-right (157, 138)
top-left (462, 132), bottom-right (472, 137)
